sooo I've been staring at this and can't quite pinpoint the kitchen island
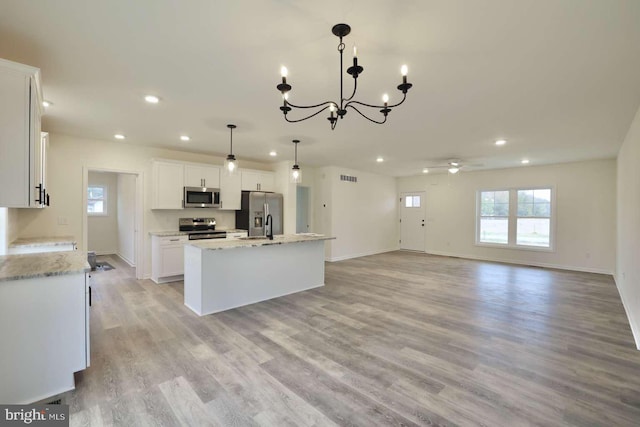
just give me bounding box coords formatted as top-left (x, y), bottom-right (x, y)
top-left (184, 234), bottom-right (334, 316)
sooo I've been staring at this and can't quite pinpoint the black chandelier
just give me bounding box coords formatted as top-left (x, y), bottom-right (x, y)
top-left (276, 23), bottom-right (412, 130)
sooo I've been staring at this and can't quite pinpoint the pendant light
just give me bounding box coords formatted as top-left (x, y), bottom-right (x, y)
top-left (290, 139), bottom-right (302, 184)
top-left (224, 124), bottom-right (238, 175)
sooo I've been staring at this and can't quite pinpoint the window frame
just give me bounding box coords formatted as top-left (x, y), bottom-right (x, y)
top-left (87, 184), bottom-right (108, 216)
top-left (475, 186), bottom-right (555, 252)
top-left (477, 189), bottom-right (510, 246)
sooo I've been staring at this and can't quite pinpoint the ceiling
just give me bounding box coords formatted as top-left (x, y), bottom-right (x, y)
top-left (2, 0), bottom-right (640, 176)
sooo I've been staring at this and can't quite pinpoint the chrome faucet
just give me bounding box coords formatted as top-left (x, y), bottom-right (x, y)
top-left (265, 214), bottom-right (273, 240)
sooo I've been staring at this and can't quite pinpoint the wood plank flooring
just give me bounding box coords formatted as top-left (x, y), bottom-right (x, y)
top-left (67, 252), bottom-right (640, 426)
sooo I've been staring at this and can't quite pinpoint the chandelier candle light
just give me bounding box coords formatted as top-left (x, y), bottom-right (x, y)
top-left (224, 124), bottom-right (238, 176)
top-left (277, 23), bottom-right (412, 130)
top-left (291, 139), bottom-right (302, 184)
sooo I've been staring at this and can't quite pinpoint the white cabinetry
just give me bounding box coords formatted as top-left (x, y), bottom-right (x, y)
top-left (0, 58), bottom-right (47, 208)
top-left (219, 171), bottom-right (242, 210)
top-left (241, 170), bottom-right (275, 192)
top-left (151, 160), bottom-right (184, 209)
top-left (184, 164), bottom-right (220, 188)
top-left (0, 272), bottom-right (88, 404)
top-left (151, 235), bottom-right (189, 283)
top-left (226, 231), bottom-right (248, 239)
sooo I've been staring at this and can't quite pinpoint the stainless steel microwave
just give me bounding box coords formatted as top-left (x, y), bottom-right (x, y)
top-left (183, 187), bottom-right (220, 208)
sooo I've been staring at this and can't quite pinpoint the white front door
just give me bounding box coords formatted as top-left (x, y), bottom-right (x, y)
top-left (400, 192), bottom-right (426, 251)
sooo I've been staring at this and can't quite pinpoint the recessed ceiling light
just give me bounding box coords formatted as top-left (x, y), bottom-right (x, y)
top-left (144, 95), bottom-right (160, 104)
top-left (422, 168), bottom-right (429, 174)
top-left (450, 161), bottom-right (459, 166)
top-left (114, 134), bottom-right (126, 140)
top-left (495, 139), bottom-right (506, 146)
top-left (448, 167), bottom-right (460, 174)
top-left (521, 159), bottom-right (530, 164)
top-left (42, 100), bottom-right (52, 108)
top-left (269, 151), bottom-right (277, 157)
top-left (180, 135), bottom-right (190, 141)
top-left (376, 157), bottom-right (384, 163)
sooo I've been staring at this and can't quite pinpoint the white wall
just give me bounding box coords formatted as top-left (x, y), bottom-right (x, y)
top-left (274, 161), bottom-right (297, 235)
top-left (617, 105), bottom-right (640, 349)
top-left (397, 159), bottom-right (616, 274)
top-left (7, 208), bottom-right (18, 244)
top-left (87, 171), bottom-right (118, 254)
top-left (314, 166), bottom-right (398, 261)
top-left (12, 133), bottom-right (274, 278)
top-left (0, 208), bottom-right (6, 255)
top-left (117, 174), bottom-right (136, 266)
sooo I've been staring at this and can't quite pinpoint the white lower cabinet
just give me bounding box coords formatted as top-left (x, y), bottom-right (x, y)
top-left (0, 272), bottom-right (88, 404)
top-left (151, 235), bottom-right (189, 283)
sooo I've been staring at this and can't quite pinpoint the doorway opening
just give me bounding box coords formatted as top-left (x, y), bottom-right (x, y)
top-left (83, 167), bottom-right (143, 279)
top-left (400, 191), bottom-right (426, 251)
top-left (296, 186), bottom-right (311, 233)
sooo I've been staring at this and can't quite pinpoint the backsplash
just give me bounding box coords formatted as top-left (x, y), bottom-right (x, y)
top-left (149, 209), bottom-right (236, 231)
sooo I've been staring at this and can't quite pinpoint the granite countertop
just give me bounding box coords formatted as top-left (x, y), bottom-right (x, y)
top-left (9, 236), bottom-right (77, 248)
top-left (148, 230), bottom-right (190, 237)
top-left (149, 229), bottom-right (248, 237)
top-left (0, 251), bottom-right (90, 282)
top-left (186, 233), bottom-right (334, 251)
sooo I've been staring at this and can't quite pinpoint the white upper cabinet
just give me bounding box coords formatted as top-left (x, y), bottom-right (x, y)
top-left (219, 171), bottom-right (241, 210)
top-left (151, 160), bottom-right (184, 209)
top-left (184, 164), bottom-right (220, 188)
top-left (0, 58), bottom-right (46, 208)
top-left (241, 170), bottom-right (275, 192)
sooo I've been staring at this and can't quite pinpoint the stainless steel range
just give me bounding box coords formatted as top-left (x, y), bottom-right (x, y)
top-left (179, 218), bottom-right (226, 240)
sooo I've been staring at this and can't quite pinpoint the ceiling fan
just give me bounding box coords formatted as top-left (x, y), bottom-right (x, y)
top-left (422, 159), bottom-right (483, 174)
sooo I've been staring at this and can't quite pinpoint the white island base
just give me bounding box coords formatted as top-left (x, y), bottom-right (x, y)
top-left (184, 236), bottom-right (330, 316)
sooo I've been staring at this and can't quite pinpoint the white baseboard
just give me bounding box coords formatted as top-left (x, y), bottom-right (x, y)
top-left (327, 247), bottom-right (399, 262)
top-left (424, 249), bottom-right (614, 275)
top-left (614, 274), bottom-right (640, 350)
top-left (116, 252), bottom-right (135, 267)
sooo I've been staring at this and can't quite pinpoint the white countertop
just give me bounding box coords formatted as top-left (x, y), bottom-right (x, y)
top-left (186, 233), bottom-right (334, 251)
top-left (9, 236), bottom-right (77, 248)
top-left (0, 251), bottom-right (90, 282)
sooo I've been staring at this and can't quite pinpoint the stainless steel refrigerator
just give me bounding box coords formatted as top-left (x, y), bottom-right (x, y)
top-left (235, 191), bottom-right (283, 237)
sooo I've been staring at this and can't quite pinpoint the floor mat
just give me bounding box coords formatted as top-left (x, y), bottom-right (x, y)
top-left (95, 262), bottom-right (115, 271)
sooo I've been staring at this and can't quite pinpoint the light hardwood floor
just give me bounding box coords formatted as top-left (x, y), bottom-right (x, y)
top-left (67, 252), bottom-right (640, 426)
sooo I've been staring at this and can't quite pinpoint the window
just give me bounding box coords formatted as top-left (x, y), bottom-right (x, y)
top-left (404, 195), bottom-right (421, 208)
top-left (476, 187), bottom-right (553, 250)
top-left (516, 189), bottom-right (551, 247)
top-left (478, 190), bottom-right (509, 244)
top-left (87, 185), bottom-right (107, 215)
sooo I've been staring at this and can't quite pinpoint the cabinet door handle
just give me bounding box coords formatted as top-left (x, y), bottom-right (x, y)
top-left (89, 286), bottom-right (92, 307)
top-left (169, 238), bottom-right (179, 242)
top-left (46, 193), bottom-right (50, 206)
top-left (35, 184), bottom-right (43, 204)
top-left (203, 178), bottom-right (206, 187)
